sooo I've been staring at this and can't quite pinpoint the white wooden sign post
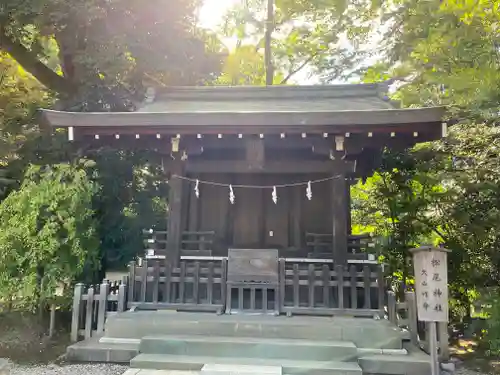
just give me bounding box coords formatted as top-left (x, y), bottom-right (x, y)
top-left (410, 246), bottom-right (450, 375)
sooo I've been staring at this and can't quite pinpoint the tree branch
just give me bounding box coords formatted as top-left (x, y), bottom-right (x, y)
top-left (0, 29), bottom-right (75, 95)
top-left (280, 53), bottom-right (318, 84)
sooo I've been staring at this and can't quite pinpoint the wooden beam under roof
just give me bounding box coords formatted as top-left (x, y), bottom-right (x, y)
top-left (179, 160), bottom-right (356, 174)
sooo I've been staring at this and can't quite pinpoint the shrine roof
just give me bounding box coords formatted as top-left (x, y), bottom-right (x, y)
top-left (40, 84), bottom-right (445, 129)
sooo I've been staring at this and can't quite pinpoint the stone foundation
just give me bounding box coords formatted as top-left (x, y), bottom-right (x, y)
top-left (0, 359), bottom-right (9, 375)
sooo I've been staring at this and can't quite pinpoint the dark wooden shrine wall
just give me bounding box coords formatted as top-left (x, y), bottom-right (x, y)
top-left (182, 173), bottom-right (334, 256)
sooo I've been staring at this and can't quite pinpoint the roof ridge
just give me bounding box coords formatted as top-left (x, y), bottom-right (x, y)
top-left (152, 83), bottom-right (382, 102)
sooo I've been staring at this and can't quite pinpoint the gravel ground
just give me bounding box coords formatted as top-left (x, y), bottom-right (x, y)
top-left (4, 361), bottom-right (492, 375)
top-left (9, 363), bottom-right (128, 375)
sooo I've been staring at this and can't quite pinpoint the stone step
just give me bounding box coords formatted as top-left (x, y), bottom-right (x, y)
top-left (358, 353), bottom-right (431, 375)
top-left (66, 335), bottom-right (139, 363)
top-left (105, 311), bottom-right (403, 349)
top-left (139, 335), bottom-right (357, 361)
top-left (130, 354), bottom-right (363, 375)
top-left (201, 364), bottom-right (281, 375)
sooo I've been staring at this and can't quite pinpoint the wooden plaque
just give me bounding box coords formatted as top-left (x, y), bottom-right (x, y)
top-left (411, 247), bottom-right (450, 322)
top-left (227, 248), bottom-right (279, 284)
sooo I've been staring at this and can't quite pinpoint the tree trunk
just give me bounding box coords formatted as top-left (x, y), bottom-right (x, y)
top-left (264, 0), bottom-right (274, 85)
top-left (0, 29), bottom-right (74, 94)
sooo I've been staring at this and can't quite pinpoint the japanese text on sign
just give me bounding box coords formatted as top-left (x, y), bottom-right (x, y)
top-left (412, 249), bottom-right (449, 322)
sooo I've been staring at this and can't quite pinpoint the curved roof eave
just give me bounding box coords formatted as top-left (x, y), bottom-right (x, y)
top-left (39, 106), bottom-right (446, 129)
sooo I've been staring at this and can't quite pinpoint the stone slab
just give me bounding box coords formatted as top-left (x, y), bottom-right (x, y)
top-left (123, 370), bottom-right (198, 375)
top-left (66, 335), bottom-right (138, 363)
top-left (105, 311), bottom-right (404, 349)
top-left (358, 352), bottom-right (431, 375)
top-left (139, 335), bottom-right (357, 362)
top-left (130, 353), bottom-right (362, 375)
top-left (201, 364), bottom-right (281, 375)
top-left (0, 359), bottom-right (9, 375)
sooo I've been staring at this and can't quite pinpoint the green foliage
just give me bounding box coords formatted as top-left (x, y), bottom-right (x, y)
top-left (85, 148), bottom-right (168, 271)
top-left (0, 163), bottom-right (100, 310)
top-left (0, 53), bottom-right (54, 164)
top-left (218, 0), bottom-right (364, 84)
top-left (0, 0), bottom-right (223, 109)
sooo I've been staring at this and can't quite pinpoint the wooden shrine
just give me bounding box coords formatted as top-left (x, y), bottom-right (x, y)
top-left (42, 84), bottom-right (445, 316)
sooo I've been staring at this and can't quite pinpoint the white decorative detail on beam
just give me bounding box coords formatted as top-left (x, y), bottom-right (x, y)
top-left (280, 133), bottom-right (285, 138)
top-left (301, 133), bottom-right (307, 138)
top-left (368, 132), bottom-right (373, 138)
top-left (94, 134), bottom-right (100, 140)
top-left (442, 122), bottom-right (448, 137)
top-left (345, 132), bottom-right (350, 138)
top-left (135, 134), bottom-right (140, 139)
top-left (323, 133), bottom-right (328, 138)
top-left (197, 134), bottom-right (202, 139)
top-left (68, 127), bottom-right (74, 141)
top-left (335, 136), bottom-right (345, 151)
top-left (115, 134), bottom-right (120, 139)
top-left (218, 134), bottom-right (222, 139)
top-left (156, 134), bottom-right (161, 139)
top-left (390, 132), bottom-right (396, 137)
top-left (259, 134), bottom-right (264, 139)
top-left (171, 137), bottom-right (180, 153)
top-left (238, 134), bottom-right (243, 139)
top-left (413, 132), bottom-right (419, 137)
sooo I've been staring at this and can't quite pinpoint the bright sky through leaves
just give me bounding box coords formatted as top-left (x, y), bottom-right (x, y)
top-left (199, 0), bottom-right (237, 29)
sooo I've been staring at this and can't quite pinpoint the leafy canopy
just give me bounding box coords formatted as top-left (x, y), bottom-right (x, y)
top-left (0, 163), bottom-right (100, 309)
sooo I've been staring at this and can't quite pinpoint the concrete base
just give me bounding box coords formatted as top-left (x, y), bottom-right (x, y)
top-left (0, 359), bottom-right (9, 375)
top-left (201, 364), bottom-right (282, 375)
top-left (66, 335), bottom-right (139, 363)
top-left (104, 311), bottom-right (403, 349)
top-left (67, 311), bottom-right (432, 375)
top-left (123, 371), bottom-right (198, 375)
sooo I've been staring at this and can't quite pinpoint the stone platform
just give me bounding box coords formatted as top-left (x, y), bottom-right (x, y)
top-left (67, 311), bottom-right (432, 375)
top-left (0, 359), bottom-right (9, 375)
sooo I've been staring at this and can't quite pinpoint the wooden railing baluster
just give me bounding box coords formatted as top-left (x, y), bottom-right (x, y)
top-left (128, 261), bottom-right (136, 306)
top-left (152, 260), bottom-right (160, 304)
top-left (322, 264), bottom-right (330, 308)
top-left (308, 264), bottom-right (315, 308)
top-left (336, 265), bottom-right (344, 310)
top-left (140, 259), bottom-right (148, 303)
top-left (179, 262), bottom-right (186, 303)
top-left (293, 263), bottom-right (299, 307)
top-left (350, 265), bottom-right (357, 309)
top-left (193, 261), bottom-right (200, 304)
top-left (207, 262), bottom-right (214, 304)
top-left (363, 266), bottom-right (371, 309)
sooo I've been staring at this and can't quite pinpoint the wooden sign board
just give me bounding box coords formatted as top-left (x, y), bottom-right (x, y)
top-left (227, 248), bottom-right (279, 284)
top-left (411, 246), bottom-right (450, 322)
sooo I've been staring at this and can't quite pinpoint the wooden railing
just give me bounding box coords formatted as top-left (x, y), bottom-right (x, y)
top-left (70, 257), bottom-right (394, 342)
top-left (70, 279), bottom-right (127, 342)
top-left (279, 259), bottom-right (385, 317)
top-left (143, 229), bottom-right (215, 258)
top-left (127, 257), bottom-right (227, 314)
top-left (306, 232), bottom-right (376, 259)
top-left (388, 291), bottom-right (449, 360)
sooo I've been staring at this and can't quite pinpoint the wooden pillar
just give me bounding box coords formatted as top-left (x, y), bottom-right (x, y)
top-left (292, 184), bottom-right (302, 250)
top-left (332, 175), bottom-right (348, 264)
top-left (167, 163), bottom-right (185, 267)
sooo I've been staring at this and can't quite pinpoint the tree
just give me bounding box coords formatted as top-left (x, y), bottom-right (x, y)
top-left (358, 0), bottom-right (500, 119)
top-left (214, 45), bottom-right (285, 85)
top-left (0, 162), bottom-right (100, 311)
top-left (84, 148), bottom-right (168, 273)
top-left (219, 0), bottom-right (365, 84)
top-left (0, 53), bottom-right (53, 163)
top-left (1, 0), bottom-right (223, 110)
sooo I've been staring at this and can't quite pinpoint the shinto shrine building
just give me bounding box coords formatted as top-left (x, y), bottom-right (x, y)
top-left (40, 84), bottom-right (446, 374)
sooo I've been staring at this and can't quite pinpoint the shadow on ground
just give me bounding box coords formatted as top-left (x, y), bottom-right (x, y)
top-left (0, 311), bottom-right (70, 364)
